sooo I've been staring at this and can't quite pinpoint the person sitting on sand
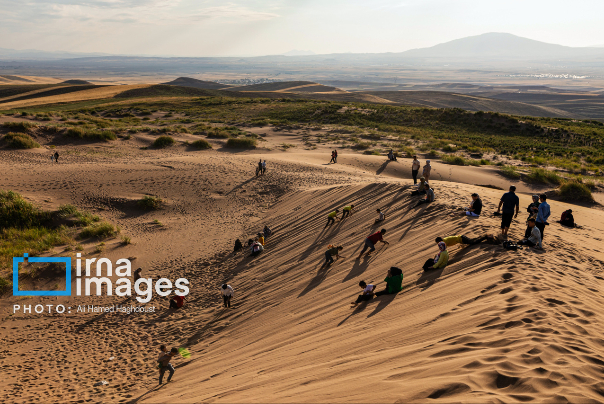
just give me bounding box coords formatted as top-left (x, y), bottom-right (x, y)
top-left (462, 193), bottom-right (482, 217)
top-left (351, 281), bottom-right (375, 306)
top-left (133, 267), bottom-right (143, 283)
top-left (375, 267), bottom-right (403, 296)
top-left (251, 241), bottom-right (264, 256)
top-left (416, 187), bottom-right (434, 206)
top-left (342, 204), bottom-right (355, 219)
top-left (233, 239), bottom-right (243, 255)
top-left (169, 293), bottom-right (185, 310)
top-left (257, 233), bottom-right (265, 246)
top-left (357, 229), bottom-right (389, 259)
top-left (524, 195), bottom-right (541, 237)
top-left (158, 347), bottom-right (178, 385)
top-left (518, 218), bottom-right (542, 249)
top-left (559, 209), bottom-right (575, 228)
top-left (411, 177), bottom-right (428, 196)
top-left (325, 245), bottom-right (343, 265)
top-left (263, 225), bottom-right (272, 238)
top-left (423, 240), bottom-right (449, 271)
top-left (325, 209), bottom-right (340, 227)
top-left (422, 160), bottom-right (431, 182)
top-left (388, 149), bottom-right (397, 161)
top-left (375, 209), bottom-right (385, 223)
top-left (221, 284), bottom-right (234, 308)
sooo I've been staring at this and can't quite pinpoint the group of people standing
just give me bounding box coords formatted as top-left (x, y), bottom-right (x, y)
top-left (256, 159), bottom-right (267, 176)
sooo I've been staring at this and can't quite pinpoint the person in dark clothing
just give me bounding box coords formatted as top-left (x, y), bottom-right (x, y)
top-left (54, 151), bottom-right (59, 163)
top-left (233, 239), bottom-right (243, 255)
top-left (524, 195), bottom-right (541, 238)
top-left (330, 151), bottom-right (336, 164)
top-left (324, 245), bottom-right (343, 265)
top-left (496, 186), bottom-right (520, 236)
top-left (375, 267), bottom-right (403, 296)
top-left (133, 267), bottom-right (143, 283)
top-left (559, 209), bottom-right (575, 227)
top-left (351, 281), bottom-right (375, 306)
top-left (256, 159), bottom-right (263, 176)
top-left (169, 294), bottom-right (185, 309)
top-left (462, 193), bottom-right (482, 217)
top-left (334, 149), bottom-right (338, 163)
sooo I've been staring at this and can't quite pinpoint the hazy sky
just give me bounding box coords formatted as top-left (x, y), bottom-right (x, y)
top-left (1, 0), bottom-right (603, 56)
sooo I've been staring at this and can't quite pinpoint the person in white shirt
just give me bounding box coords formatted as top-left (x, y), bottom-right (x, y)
top-left (375, 208), bottom-right (385, 223)
top-left (351, 281), bottom-right (375, 306)
top-left (411, 156), bottom-right (421, 184)
top-left (262, 160), bottom-right (267, 175)
top-left (221, 284), bottom-right (234, 308)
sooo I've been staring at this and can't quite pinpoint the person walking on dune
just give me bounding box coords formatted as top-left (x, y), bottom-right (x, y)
top-left (221, 284), bottom-right (234, 308)
top-left (262, 160), bottom-right (267, 175)
top-left (496, 185), bottom-right (519, 237)
top-left (334, 149), bottom-right (338, 163)
top-left (422, 160), bottom-right (432, 182)
top-left (256, 159), bottom-right (262, 176)
top-left (357, 229), bottom-right (389, 259)
top-left (158, 347), bottom-right (178, 384)
top-left (341, 204), bottom-right (355, 219)
top-left (325, 245), bottom-right (343, 265)
top-left (54, 151), bottom-right (59, 163)
top-left (325, 209), bottom-right (340, 227)
top-left (330, 150), bottom-right (336, 164)
top-left (411, 156), bottom-right (420, 184)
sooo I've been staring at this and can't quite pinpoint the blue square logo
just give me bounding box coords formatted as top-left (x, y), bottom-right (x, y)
top-left (13, 254), bottom-right (72, 296)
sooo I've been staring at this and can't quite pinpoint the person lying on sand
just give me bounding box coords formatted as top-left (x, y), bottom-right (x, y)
top-left (411, 177), bottom-right (428, 196)
top-left (221, 284), bottom-right (234, 308)
top-left (325, 209), bottom-right (340, 227)
top-left (351, 281), bottom-right (375, 306)
top-left (325, 245), bottom-right (343, 265)
top-left (158, 347), bottom-right (178, 385)
top-left (416, 187), bottom-right (434, 206)
top-left (341, 204), bottom-right (355, 219)
top-left (374, 267), bottom-right (403, 296)
top-left (439, 234), bottom-right (500, 247)
top-left (357, 229), bottom-right (389, 259)
top-left (518, 218), bottom-right (542, 249)
top-left (375, 208), bottom-right (385, 223)
top-left (423, 240), bottom-right (448, 271)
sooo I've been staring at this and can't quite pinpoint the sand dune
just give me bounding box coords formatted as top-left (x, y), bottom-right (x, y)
top-left (1, 129), bottom-right (604, 402)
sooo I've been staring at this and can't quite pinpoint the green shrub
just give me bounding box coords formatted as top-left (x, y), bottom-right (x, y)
top-left (153, 136), bottom-right (175, 148)
top-left (137, 196), bottom-right (163, 210)
top-left (0, 190), bottom-right (47, 229)
top-left (226, 138), bottom-right (257, 149)
top-left (3, 132), bottom-right (40, 149)
top-left (441, 155), bottom-right (479, 166)
top-left (207, 131), bottom-right (230, 139)
top-left (499, 165), bottom-right (521, 179)
top-left (442, 145), bottom-right (457, 153)
top-left (65, 127), bottom-right (116, 141)
top-left (525, 168), bottom-right (563, 185)
top-left (0, 276), bottom-right (11, 294)
top-left (80, 222), bottom-right (119, 239)
top-left (352, 141), bottom-right (372, 150)
top-left (58, 204), bottom-right (100, 226)
top-left (2, 121), bottom-right (37, 132)
top-left (191, 139), bottom-right (212, 150)
top-left (558, 181), bottom-right (594, 202)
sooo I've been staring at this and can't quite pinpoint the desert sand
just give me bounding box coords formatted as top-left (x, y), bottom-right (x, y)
top-left (1, 124), bottom-right (604, 403)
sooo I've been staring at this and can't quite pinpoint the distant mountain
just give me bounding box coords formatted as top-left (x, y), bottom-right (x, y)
top-left (162, 77), bottom-right (229, 90)
top-left (283, 50), bottom-right (316, 56)
top-left (400, 33), bottom-right (604, 60)
top-left (0, 47), bottom-right (112, 60)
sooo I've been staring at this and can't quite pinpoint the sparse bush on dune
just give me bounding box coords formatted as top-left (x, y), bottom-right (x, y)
top-left (558, 180), bottom-right (594, 202)
top-left (191, 139), bottom-right (212, 150)
top-left (440, 155), bottom-right (479, 166)
top-left (499, 165), bottom-right (521, 179)
top-left (137, 196), bottom-right (163, 210)
top-left (79, 222), bottom-right (119, 239)
top-left (152, 136), bottom-right (175, 148)
top-left (226, 138), bottom-right (257, 149)
top-left (525, 168), bottom-right (563, 185)
top-left (2, 121), bottom-right (37, 132)
top-left (64, 127), bottom-right (116, 141)
top-left (3, 132), bottom-right (40, 149)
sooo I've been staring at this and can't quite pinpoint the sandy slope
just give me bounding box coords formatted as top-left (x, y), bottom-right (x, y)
top-left (1, 135), bottom-right (604, 403)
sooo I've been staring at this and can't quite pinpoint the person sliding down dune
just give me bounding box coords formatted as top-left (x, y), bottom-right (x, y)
top-left (351, 281), bottom-right (375, 306)
top-left (375, 209), bottom-right (385, 223)
top-left (324, 245), bottom-right (343, 265)
top-left (438, 234), bottom-right (500, 247)
top-left (423, 240), bottom-right (448, 271)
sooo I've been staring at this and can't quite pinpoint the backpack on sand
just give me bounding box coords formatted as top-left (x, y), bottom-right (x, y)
top-left (503, 241), bottom-right (520, 251)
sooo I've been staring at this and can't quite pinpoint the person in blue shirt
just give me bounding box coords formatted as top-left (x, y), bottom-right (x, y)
top-left (535, 194), bottom-right (550, 242)
top-left (496, 185), bottom-right (520, 237)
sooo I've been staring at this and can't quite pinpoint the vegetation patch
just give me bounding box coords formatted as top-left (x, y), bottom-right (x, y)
top-left (524, 168), bottom-right (563, 185)
top-left (152, 136), bottom-right (175, 148)
top-left (79, 222), bottom-right (119, 239)
top-left (65, 127), bottom-right (116, 141)
top-left (441, 155), bottom-right (480, 166)
top-left (1, 121), bottom-right (37, 132)
top-left (191, 139), bottom-right (212, 150)
top-left (225, 138), bottom-right (257, 149)
top-left (499, 165), bottom-right (521, 179)
top-left (3, 132), bottom-right (40, 149)
top-left (137, 196), bottom-right (163, 210)
top-left (558, 181), bottom-right (594, 202)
